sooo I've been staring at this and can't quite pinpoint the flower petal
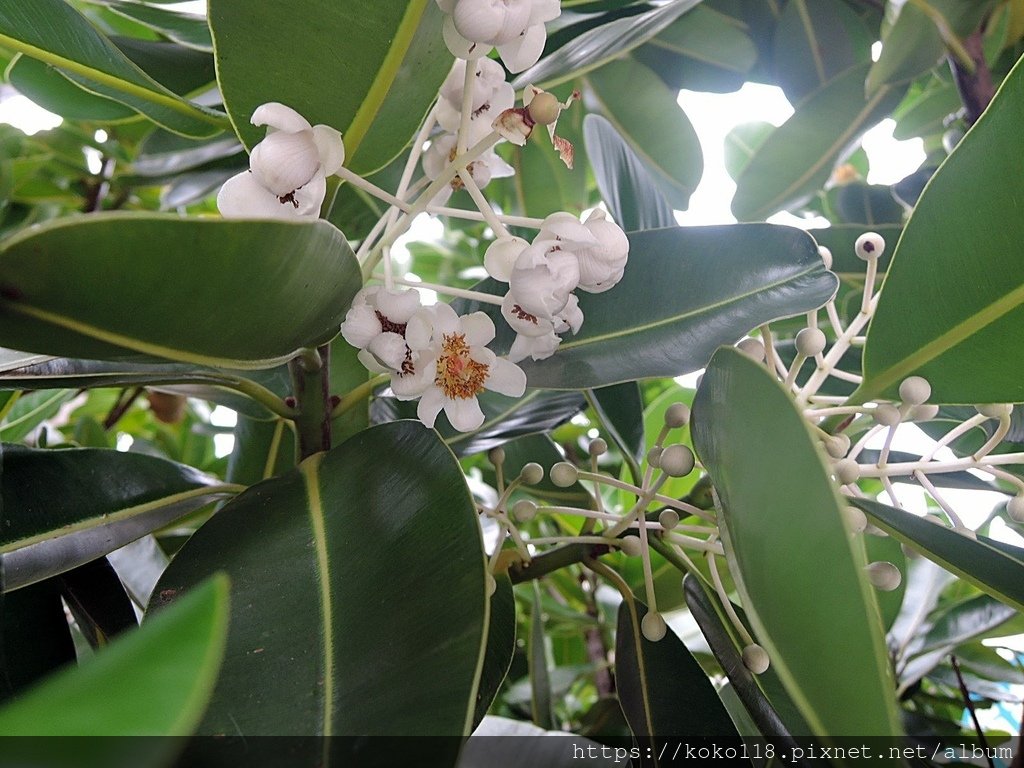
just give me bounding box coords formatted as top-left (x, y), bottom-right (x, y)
top-left (217, 171), bottom-right (305, 220)
top-left (376, 288), bottom-right (422, 323)
top-left (431, 302), bottom-right (460, 335)
top-left (341, 304), bottom-right (383, 348)
top-left (250, 130), bottom-right (321, 196)
top-left (461, 311), bottom-right (496, 346)
top-left (417, 386), bottom-right (446, 428)
top-left (484, 236), bottom-right (528, 282)
top-left (392, 354), bottom-right (436, 400)
top-left (292, 169), bottom-right (326, 217)
top-left (509, 331), bottom-right (561, 362)
top-left (486, 357), bottom-right (528, 397)
top-left (357, 347), bottom-right (390, 374)
top-left (406, 309), bottom-right (436, 351)
top-left (251, 102), bottom-right (311, 133)
top-left (445, 395), bottom-right (486, 432)
top-left (366, 332), bottom-right (409, 371)
top-left (497, 23), bottom-right (546, 73)
top-left (312, 125), bottom-right (345, 175)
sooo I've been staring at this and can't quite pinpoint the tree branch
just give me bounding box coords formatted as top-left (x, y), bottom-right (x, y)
top-left (949, 29), bottom-right (996, 127)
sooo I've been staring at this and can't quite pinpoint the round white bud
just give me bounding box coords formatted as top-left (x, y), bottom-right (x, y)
top-left (1007, 495), bottom-right (1024, 523)
top-left (817, 245), bottom-right (833, 269)
top-left (660, 444), bottom-right (695, 477)
top-left (588, 438), bottom-right (608, 457)
top-left (977, 403), bottom-right (1013, 420)
top-left (512, 499), bottom-right (538, 523)
top-left (835, 459), bottom-right (861, 485)
top-left (527, 91), bottom-right (561, 126)
top-left (824, 433), bottom-right (851, 459)
top-left (865, 561), bottom-right (901, 591)
top-left (736, 338), bottom-right (765, 361)
top-left (843, 505), bottom-right (868, 533)
top-left (908, 404), bottom-right (939, 422)
top-left (855, 232), bottom-right (885, 261)
top-left (899, 376), bottom-right (931, 406)
top-left (488, 447), bottom-right (506, 466)
top-left (795, 327), bottom-right (827, 357)
top-left (519, 462), bottom-right (544, 486)
top-left (742, 644), bottom-right (770, 674)
top-left (550, 462), bottom-right (579, 487)
top-left (641, 612), bottom-right (667, 642)
top-left (664, 403), bottom-right (691, 428)
top-left (872, 404), bottom-right (901, 427)
top-left (658, 509), bottom-right (680, 530)
top-left (647, 446), bottom-right (663, 468)
top-left (619, 535), bottom-right (642, 557)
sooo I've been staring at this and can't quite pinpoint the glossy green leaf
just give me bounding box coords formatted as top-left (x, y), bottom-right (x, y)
top-left (831, 182), bottom-right (904, 226)
top-left (133, 131), bottom-right (242, 177)
top-left (892, 79), bottom-right (962, 140)
top-left (513, 0), bottom-right (704, 90)
top-left (225, 415), bottom-right (295, 485)
top-left (512, 225), bottom-right (838, 389)
top-left (732, 64), bottom-right (904, 221)
top-left (582, 114), bottom-right (675, 231)
top-left (633, 4), bottom-right (758, 93)
top-left (919, 593), bottom-right (1018, 654)
top-left (584, 57), bottom-right (703, 210)
top-left (867, 0), bottom-right (997, 93)
top-left (473, 574), bottom-right (516, 728)
top-left (153, 422), bottom-right (487, 749)
top-left (691, 347), bottom-right (902, 738)
top-left (529, 580), bottom-right (554, 730)
top-left (859, 54), bottom-right (1024, 404)
top-left (853, 498), bottom-right (1024, 613)
top-left (0, 445), bottom-right (234, 591)
top-left (723, 121), bottom-right (774, 182)
top-left (112, 37), bottom-right (215, 98)
top-left (615, 600), bottom-right (743, 759)
top-left (57, 557), bottom-right (137, 649)
top-left (683, 576), bottom-right (811, 743)
top-left (106, 1), bottom-right (212, 52)
top-left (0, 575), bottom-right (228, 740)
top-left (6, 54), bottom-right (139, 122)
top-left (0, 389), bottom-right (75, 442)
top-left (0, 0), bottom-right (225, 137)
top-left (590, 382), bottom-right (645, 463)
top-left (0, 215), bottom-right (360, 369)
top-left (210, 0), bottom-right (451, 174)
top-left (772, 0), bottom-right (872, 104)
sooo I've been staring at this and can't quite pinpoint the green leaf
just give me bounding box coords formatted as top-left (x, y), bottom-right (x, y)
top-left (615, 599), bottom-right (743, 760)
top-left (57, 557), bottom-right (137, 649)
top-left (0, 574), bottom-right (229, 741)
top-left (512, 225), bottom-right (837, 389)
top-left (5, 54), bottom-right (139, 122)
top-left (853, 498), bottom-right (1024, 613)
top-left (106, 1), bottom-right (212, 52)
top-left (0, 215), bottom-right (360, 369)
top-left (225, 415), bottom-right (295, 485)
top-left (210, 0), bottom-right (451, 174)
top-left (584, 57), bottom-right (703, 210)
top-left (772, 0), bottom-right (872, 104)
top-left (0, 579), bottom-right (76, 701)
top-left (691, 347), bottom-right (902, 738)
top-left (133, 131), bottom-right (242, 177)
top-left (153, 422), bottom-right (487, 750)
top-left (0, 0), bottom-right (225, 137)
top-left (858, 54), bottom-right (1024, 404)
top-left (582, 114), bottom-right (675, 232)
top-left (723, 121), bottom-right (774, 182)
top-left (732, 63), bottom-right (905, 221)
top-left (528, 580), bottom-right (554, 730)
top-left (809, 224), bottom-right (901, 283)
top-left (590, 382), bottom-right (645, 463)
top-left (513, 0), bottom-right (704, 90)
top-left (633, 4), bottom-right (758, 94)
top-left (0, 445), bottom-right (234, 591)
top-left (473, 574), bottom-right (516, 728)
top-left (892, 78), bottom-right (962, 140)
top-left (0, 389), bottom-right (75, 442)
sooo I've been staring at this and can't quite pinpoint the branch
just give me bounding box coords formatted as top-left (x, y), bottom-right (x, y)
top-left (949, 29), bottom-right (996, 126)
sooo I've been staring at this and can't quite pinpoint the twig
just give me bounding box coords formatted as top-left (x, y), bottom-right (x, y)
top-left (949, 29), bottom-right (995, 125)
top-left (950, 655), bottom-right (995, 768)
top-left (102, 386), bottom-right (143, 430)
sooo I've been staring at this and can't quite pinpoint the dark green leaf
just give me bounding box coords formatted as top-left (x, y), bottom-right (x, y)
top-left (57, 557), bottom-right (137, 649)
top-left (106, 1), bottom-right (212, 52)
top-left (854, 498), bottom-right (1024, 613)
top-left (0, 215), bottom-right (360, 369)
top-left (529, 580), bottom-right (554, 729)
top-left (154, 423), bottom-right (486, 752)
top-left (474, 574), bottom-right (516, 728)
top-left (692, 347), bottom-right (902, 737)
top-left (590, 382), bottom-right (644, 463)
top-left (0, 579), bottom-right (75, 702)
top-left (210, 0), bottom-right (451, 174)
top-left (858, 54), bottom-right (1024, 404)
top-left (582, 114), bottom-right (676, 231)
top-left (460, 716), bottom-right (620, 766)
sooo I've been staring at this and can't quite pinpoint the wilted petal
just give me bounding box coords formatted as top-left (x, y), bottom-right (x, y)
top-left (251, 102), bottom-right (311, 134)
top-left (445, 395), bottom-right (486, 432)
top-left (486, 357), bottom-right (528, 397)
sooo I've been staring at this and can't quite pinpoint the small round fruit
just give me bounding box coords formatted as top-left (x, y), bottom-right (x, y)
top-left (527, 91), bottom-right (561, 125)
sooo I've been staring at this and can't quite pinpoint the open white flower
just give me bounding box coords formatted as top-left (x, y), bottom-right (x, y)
top-left (406, 303), bottom-right (526, 432)
top-left (217, 102), bottom-right (345, 220)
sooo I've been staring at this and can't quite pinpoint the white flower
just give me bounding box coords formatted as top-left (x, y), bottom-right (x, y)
top-left (556, 209), bottom-right (629, 293)
top-left (439, 0), bottom-right (559, 73)
top-left (508, 240), bottom-right (580, 320)
top-left (509, 330), bottom-right (560, 362)
top-left (503, 291), bottom-right (582, 362)
top-left (341, 287), bottom-right (421, 349)
top-left (422, 132), bottom-right (514, 206)
top-left (484, 236), bottom-right (529, 281)
top-left (437, 59), bottom-right (515, 146)
top-left (408, 303), bottom-right (527, 432)
top-left (217, 103), bottom-right (345, 220)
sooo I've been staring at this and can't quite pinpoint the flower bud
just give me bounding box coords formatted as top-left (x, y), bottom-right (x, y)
top-left (977, 403), bottom-right (1013, 419)
top-left (742, 644), bottom-right (770, 674)
top-left (619, 535), bottom-right (642, 557)
top-left (641, 612), bottom-right (667, 642)
top-left (550, 462), bottom-right (578, 487)
top-left (736, 338), bottom-right (765, 361)
top-left (835, 459), bottom-right (860, 485)
top-left (647, 446), bottom-right (663, 468)
top-left (485, 236), bottom-right (529, 282)
top-left (872, 404), bottom-right (901, 427)
top-left (664, 403), bottom-right (690, 428)
top-left (855, 232), bottom-right (885, 261)
top-left (488, 447), bottom-right (506, 466)
top-left (589, 438), bottom-right (608, 457)
top-left (824, 433), bottom-right (850, 459)
top-left (660, 444), bottom-right (695, 477)
top-left (1007, 495), bottom-right (1024, 523)
top-left (658, 509), bottom-right (680, 530)
top-left (795, 327), bottom-right (826, 357)
top-left (519, 462), bottom-right (544, 485)
top-left (898, 376), bottom-right (931, 406)
top-left (843, 505), bottom-right (868, 533)
top-left (512, 498), bottom-right (538, 522)
top-left (865, 561), bottom-right (901, 591)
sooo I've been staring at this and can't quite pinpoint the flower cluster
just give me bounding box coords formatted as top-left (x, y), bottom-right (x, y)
top-left (436, 0), bottom-right (560, 73)
top-left (217, 102), bottom-right (344, 220)
top-left (341, 288), bottom-right (526, 431)
top-left (486, 209), bottom-right (628, 362)
top-left (422, 59), bottom-right (515, 205)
